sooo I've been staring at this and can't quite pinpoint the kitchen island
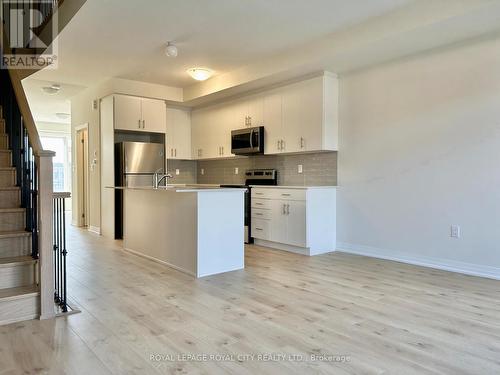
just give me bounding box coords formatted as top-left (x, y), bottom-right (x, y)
top-left (113, 186), bottom-right (246, 278)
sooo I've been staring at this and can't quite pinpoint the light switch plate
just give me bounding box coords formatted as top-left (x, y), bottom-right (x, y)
top-left (175, 169), bottom-right (180, 175)
top-left (450, 225), bottom-right (461, 238)
top-left (201, 168), bottom-right (205, 175)
top-left (298, 165), bottom-right (303, 174)
top-left (235, 167), bottom-right (239, 175)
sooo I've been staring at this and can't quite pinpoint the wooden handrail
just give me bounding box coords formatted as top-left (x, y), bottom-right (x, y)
top-left (53, 192), bottom-right (71, 199)
top-left (1, 26), bottom-right (44, 154)
top-left (7, 69), bottom-right (44, 154)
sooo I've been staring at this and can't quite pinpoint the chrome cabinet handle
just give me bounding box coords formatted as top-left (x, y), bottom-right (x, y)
top-left (277, 140), bottom-right (280, 150)
top-left (255, 213), bottom-right (263, 216)
top-left (281, 193), bottom-right (291, 196)
top-left (142, 120), bottom-right (145, 129)
top-left (175, 149), bottom-right (177, 157)
top-left (255, 227), bottom-right (263, 231)
top-left (286, 204), bottom-right (290, 215)
top-left (300, 137), bottom-right (305, 149)
top-left (221, 146), bottom-right (224, 155)
top-left (282, 204), bottom-right (286, 215)
top-left (138, 119), bottom-right (141, 129)
top-left (255, 192), bottom-right (263, 195)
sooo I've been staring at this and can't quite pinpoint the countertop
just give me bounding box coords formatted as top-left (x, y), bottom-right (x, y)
top-left (106, 185), bottom-right (247, 193)
top-left (249, 185), bottom-right (337, 189)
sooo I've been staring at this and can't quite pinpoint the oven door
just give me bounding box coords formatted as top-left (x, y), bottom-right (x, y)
top-left (231, 127), bottom-right (263, 155)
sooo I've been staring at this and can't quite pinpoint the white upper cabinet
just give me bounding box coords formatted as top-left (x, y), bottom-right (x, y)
top-left (191, 73), bottom-right (338, 159)
top-left (141, 98), bottom-right (167, 133)
top-left (114, 95), bottom-right (142, 131)
top-left (166, 108), bottom-right (192, 160)
top-left (263, 93), bottom-right (283, 154)
top-left (268, 74), bottom-right (338, 154)
top-left (114, 95), bottom-right (166, 133)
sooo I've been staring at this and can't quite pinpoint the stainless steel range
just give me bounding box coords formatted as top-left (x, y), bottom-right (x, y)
top-left (221, 169), bottom-right (277, 244)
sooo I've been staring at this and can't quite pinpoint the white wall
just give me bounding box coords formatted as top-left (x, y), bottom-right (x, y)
top-left (71, 78), bottom-right (182, 229)
top-left (337, 36), bottom-right (500, 279)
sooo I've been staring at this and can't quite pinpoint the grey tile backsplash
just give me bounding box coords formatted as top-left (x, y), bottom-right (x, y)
top-left (168, 152), bottom-right (337, 186)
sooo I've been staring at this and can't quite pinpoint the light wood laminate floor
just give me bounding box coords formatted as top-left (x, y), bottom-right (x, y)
top-left (1, 224), bottom-right (500, 374)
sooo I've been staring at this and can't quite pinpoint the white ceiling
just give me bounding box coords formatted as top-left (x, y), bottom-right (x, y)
top-left (29, 0), bottom-right (411, 87)
top-left (24, 0), bottom-right (500, 119)
top-left (22, 79), bottom-right (85, 124)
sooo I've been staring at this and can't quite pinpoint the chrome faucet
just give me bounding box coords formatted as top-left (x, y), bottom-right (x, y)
top-left (153, 170), bottom-right (173, 189)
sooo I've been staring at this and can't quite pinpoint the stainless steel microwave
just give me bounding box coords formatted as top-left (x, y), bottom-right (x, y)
top-left (231, 126), bottom-right (264, 155)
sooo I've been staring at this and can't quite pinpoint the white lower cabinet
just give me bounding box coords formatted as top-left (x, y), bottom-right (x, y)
top-left (251, 187), bottom-right (336, 255)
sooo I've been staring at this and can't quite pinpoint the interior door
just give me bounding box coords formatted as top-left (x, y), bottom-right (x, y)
top-left (141, 98), bottom-right (166, 133)
top-left (114, 95), bottom-right (142, 131)
top-left (76, 127), bottom-right (89, 227)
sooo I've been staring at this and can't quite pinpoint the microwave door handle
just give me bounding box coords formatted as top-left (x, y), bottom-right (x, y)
top-left (249, 129), bottom-right (254, 149)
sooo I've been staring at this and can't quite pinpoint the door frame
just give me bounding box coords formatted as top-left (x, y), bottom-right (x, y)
top-left (75, 123), bottom-right (89, 227)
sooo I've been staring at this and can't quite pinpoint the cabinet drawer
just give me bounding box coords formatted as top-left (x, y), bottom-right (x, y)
top-left (251, 218), bottom-right (270, 240)
top-left (252, 188), bottom-right (306, 201)
top-left (251, 208), bottom-right (272, 220)
top-left (251, 198), bottom-right (271, 210)
top-left (251, 189), bottom-right (273, 199)
top-left (272, 189), bottom-right (306, 201)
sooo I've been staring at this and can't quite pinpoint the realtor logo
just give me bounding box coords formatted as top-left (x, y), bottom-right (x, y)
top-left (0, 0), bottom-right (58, 69)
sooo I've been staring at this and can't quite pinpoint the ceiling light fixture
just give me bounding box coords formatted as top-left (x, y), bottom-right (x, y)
top-left (187, 68), bottom-right (213, 81)
top-left (41, 84), bottom-right (61, 95)
top-left (165, 42), bottom-right (178, 57)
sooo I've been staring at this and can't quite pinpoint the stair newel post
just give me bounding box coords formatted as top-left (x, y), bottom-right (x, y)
top-left (37, 151), bottom-right (55, 320)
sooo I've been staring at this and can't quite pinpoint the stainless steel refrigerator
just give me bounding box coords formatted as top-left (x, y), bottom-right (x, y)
top-left (114, 142), bottom-right (165, 238)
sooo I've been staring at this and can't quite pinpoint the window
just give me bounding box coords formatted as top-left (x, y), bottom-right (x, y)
top-left (40, 136), bottom-right (71, 193)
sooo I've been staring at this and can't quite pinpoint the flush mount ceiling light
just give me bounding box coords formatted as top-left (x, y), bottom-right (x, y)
top-left (187, 68), bottom-right (213, 81)
top-left (41, 84), bottom-right (61, 95)
top-left (55, 112), bottom-right (70, 120)
top-left (165, 42), bottom-right (178, 57)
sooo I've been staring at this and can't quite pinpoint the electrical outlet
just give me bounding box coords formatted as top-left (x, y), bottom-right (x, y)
top-left (450, 225), bottom-right (461, 238)
top-left (298, 165), bottom-right (303, 174)
top-left (235, 167), bottom-right (239, 175)
top-left (175, 169), bottom-right (180, 175)
top-left (201, 168), bottom-right (205, 175)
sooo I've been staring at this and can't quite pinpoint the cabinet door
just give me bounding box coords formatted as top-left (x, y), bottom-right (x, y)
top-left (282, 78), bottom-right (323, 152)
top-left (114, 95), bottom-right (142, 131)
top-left (246, 97), bottom-right (263, 127)
top-left (167, 108), bottom-right (191, 159)
top-left (263, 93), bottom-right (282, 155)
top-left (191, 107), bottom-right (219, 159)
top-left (141, 98), bottom-right (166, 133)
top-left (286, 200), bottom-right (307, 247)
top-left (269, 200), bottom-right (287, 244)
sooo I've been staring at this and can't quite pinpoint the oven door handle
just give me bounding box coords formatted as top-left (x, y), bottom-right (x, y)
top-left (249, 129), bottom-right (254, 149)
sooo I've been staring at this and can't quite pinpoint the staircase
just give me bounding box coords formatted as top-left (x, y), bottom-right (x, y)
top-left (0, 107), bottom-right (40, 325)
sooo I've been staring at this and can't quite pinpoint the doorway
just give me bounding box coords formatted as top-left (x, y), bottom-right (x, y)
top-left (76, 125), bottom-right (89, 227)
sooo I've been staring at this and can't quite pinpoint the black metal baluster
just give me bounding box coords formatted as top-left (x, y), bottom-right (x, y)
top-left (61, 197), bottom-right (67, 312)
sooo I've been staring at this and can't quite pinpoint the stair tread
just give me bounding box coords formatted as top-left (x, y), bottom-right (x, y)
top-left (0, 255), bottom-right (35, 267)
top-left (0, 230), bottom-right (31, 238)
top-left (0, 285), bottom-right (39, 301)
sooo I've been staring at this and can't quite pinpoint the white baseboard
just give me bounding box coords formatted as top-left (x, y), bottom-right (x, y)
top-left (337, 242), bottom-right (500, 281)
top-left (88, 226), bottom-right (101, 235)
top-left (123, 247), bottom-right (196, 277)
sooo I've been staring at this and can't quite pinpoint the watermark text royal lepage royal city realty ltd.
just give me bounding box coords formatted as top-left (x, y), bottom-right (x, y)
top-left (0, 0), bottom-right (58, 69)
top-left (150, 353), bottom-right (351, 363)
